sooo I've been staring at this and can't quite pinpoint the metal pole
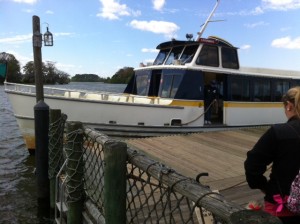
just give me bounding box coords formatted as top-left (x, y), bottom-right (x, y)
top-left (33, 15), bottom-right (50, 211)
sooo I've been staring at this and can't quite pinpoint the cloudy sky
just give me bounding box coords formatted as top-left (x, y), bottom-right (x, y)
top-left (1, 0), bottom-right (300, 77)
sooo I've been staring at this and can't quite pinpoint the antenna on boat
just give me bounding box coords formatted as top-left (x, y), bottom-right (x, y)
top-left (196, 0), bottom-right (221, 41)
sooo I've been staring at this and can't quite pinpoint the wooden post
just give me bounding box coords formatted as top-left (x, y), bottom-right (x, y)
top-left (104, 141), bottom-right (127, 224)
top-left (229, 210), bottom-right (282, 224)
top-left (32, 15), bottom-right (44, 103)
top-left (33, 14), bottom-right (50, 208)
top-left (65, 122), bottom-right (84, 224)
top-left (48, 109), bottom-right (64, 209)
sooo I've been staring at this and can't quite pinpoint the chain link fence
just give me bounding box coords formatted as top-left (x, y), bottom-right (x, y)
top-left (50, 114), bottom-right (281, 224)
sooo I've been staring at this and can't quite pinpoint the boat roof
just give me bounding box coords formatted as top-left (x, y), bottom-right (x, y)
top-left (156, 36), bottom-right (236, 50)
top-left (135, 63), bottom-right (300, 80)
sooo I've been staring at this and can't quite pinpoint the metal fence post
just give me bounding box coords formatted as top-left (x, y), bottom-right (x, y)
top-left (104, 141), bottom-right (127, 224)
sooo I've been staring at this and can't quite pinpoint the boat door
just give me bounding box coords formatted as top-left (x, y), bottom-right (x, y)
top-left (203, 72), bottom-right (225, 125)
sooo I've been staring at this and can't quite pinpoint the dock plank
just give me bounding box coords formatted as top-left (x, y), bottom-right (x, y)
top-left (126, 127), bottom-right (269, 207)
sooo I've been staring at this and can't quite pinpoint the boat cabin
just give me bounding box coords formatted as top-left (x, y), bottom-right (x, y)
top-left (124, 35), bottom-right (300, 126)
top-left (124, 36), bottom-right (239, 102)
top-left (153, 36), bottom-right (239, 69)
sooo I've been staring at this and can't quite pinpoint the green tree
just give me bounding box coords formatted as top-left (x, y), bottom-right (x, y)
top-left (22, 61), bottom-right (35, 83)
top-left (71, 74), bottom-right (102, 82)
top-left (22, 60), bottom-right (70, 84)
top-left (110, 67), bottom-right (134, 84)
top-left (44, 61), bottom-right (58, 84)
top-left (0, 52), bottom-right (21, 83)
top-left (56, 70), bottom-right (71, 84)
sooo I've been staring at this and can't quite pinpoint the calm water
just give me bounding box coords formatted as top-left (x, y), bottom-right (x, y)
top-left (0, 82), bottom-right (125, 224)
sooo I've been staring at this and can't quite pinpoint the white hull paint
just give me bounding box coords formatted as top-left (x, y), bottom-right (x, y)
top-left (5, 83), bottom-right (209, 149)
top-left (5, 82), bottom-right (287, 150)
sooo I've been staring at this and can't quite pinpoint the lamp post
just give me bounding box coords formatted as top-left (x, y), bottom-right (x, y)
top-left (32, 17), bottom-right (53, 102)
top-left (32, 15), bottom-right (53, 214)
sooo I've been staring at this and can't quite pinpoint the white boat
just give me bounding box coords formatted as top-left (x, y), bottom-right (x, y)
top-left (5, 0), bottom-right (300, 151)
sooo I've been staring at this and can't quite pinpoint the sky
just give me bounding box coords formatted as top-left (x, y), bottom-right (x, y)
top-left (1, 0), bottom-right (300, 78)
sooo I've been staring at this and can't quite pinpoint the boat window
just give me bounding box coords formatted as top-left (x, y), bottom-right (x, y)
top-left (161, 74), bottom-right (182, 98)
top-left (148, 71), bottom-right (161, 96)
top-left (153, 49), bottom-right (170, 65)
top-left (136, 75), bottom-right (149, 96)
top-left (175, 71), bottom-right (203, 100)
top-left (274, 80), bottom-right (289, 101)
top-left (230, 77), bottom-right (250, 101)
top-left (165, 46), bottom-right (184, 65)
top-left (196, 45), bottom-right (219, 67)
top-left (253, 79), bottom-right (271, 101)
top-left (123, 74), bottom-right (137, 94)
top-left (179, 45), bottom-right (199, 64)
top-left (222, 47), bottom-right (239, 69)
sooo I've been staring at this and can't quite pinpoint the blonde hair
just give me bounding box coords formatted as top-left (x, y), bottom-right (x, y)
top-left (282, 86), bottom-right (300, 118)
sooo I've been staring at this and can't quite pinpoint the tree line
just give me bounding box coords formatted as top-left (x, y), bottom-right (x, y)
top-left (72, 67), bottom-right (134, 84)
top-left (0, 52), bottom-right (70, 84)
top-left (0, 52), bottom-right (134, 85)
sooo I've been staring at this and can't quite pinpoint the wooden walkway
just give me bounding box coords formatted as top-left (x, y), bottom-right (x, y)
top-left (126, 127), bottom-right (270, 208)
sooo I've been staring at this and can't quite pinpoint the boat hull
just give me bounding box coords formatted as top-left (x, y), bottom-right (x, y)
top-left (13, 115), bottom-right (228, 150)
top-left (5, 82), bottom-right (286, 151)
top-left (5, 84), bottom-right (207, 150)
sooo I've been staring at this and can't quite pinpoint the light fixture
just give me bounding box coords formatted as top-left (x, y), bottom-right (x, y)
top-left (32, 23), bottom-right (53, 47)
top-left (43, 26), bottom-right (53, 47)
top-left (186, 33), bottom-right (193, 41)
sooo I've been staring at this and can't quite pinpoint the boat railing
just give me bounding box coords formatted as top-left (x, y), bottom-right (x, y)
top-left (4, 82), bottom-right (177, 106)
top-left (4, 82), bottom-right (123, 101)
top-left (5, 82), bottom-right (37, 94)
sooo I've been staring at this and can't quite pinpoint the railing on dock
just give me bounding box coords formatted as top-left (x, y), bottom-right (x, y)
top-left (48, 110), bottom-right (282, 224)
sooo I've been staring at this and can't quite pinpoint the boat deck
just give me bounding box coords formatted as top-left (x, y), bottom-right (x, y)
top-left (126, 127), bottom-right (269, 208)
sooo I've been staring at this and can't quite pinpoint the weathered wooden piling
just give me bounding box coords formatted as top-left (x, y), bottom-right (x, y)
top-left (104, 140), bottom-right (127, 224)
top-left (65, 122), bottom-right (84, 224)
top-left (32, 15), bottom-right (44, 103)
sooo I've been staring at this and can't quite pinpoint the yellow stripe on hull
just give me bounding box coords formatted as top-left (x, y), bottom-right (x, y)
top-left (224, 102), bottom-right (283, 108)
top-left (170, 100), bottom-right (203, 107)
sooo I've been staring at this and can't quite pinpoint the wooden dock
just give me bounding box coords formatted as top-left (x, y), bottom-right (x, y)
top-left (126, 127), bottom-right (270, 208)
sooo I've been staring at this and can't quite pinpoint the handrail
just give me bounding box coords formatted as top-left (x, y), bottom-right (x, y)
top-left (4, 82), bottom-right (201, 107)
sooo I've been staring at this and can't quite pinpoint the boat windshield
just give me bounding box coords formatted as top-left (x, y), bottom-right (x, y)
top-left (153, 49), bottom-right (170, 65)
top-left (165, 46), bottom-right (184, 65)
top-left (179, 44), bottom-right (199, 64)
